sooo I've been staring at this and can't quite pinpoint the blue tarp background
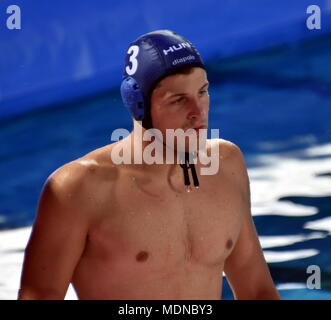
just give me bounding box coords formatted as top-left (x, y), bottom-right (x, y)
top-left (0, 0), bottom-right (330, 119)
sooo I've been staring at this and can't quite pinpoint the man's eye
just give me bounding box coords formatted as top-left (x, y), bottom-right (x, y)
top-left (172, 97), bottom-right (185, 104)
top-left (199, 90), bottom-right (208, 96)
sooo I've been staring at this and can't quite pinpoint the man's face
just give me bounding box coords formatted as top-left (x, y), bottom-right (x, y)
top-left (150, 67), bottom-right (209, 153)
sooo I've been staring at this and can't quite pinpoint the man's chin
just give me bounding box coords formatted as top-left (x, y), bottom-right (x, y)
top-left (170, 145), bottom-right (199, 155)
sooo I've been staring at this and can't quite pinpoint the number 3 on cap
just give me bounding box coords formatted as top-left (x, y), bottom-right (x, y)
top-left (126, 45), bottom-right (139, 75)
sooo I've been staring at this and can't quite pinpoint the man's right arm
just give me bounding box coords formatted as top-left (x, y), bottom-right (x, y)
top-left (18, 163), bottom-right (90, 299)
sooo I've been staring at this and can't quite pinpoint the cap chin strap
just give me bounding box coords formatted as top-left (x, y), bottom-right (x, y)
top-left (141, 100), bottom-right (154, 130)
top-left (179, 151), bottom-right (200, 192)
top-left (141, 113), bottom-right (200, 192)
top-left (142, 114), bottom-right (153, 130)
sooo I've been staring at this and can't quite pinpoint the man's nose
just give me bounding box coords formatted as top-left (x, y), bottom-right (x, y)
top-left (187, 98), bottom-right (206, 121)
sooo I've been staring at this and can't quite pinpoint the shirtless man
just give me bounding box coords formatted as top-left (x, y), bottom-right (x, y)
top-left (18, 30), bottom-right (280, 300)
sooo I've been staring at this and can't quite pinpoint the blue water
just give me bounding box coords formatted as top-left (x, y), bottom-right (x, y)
top-left (0, 34), bottom-right (330, 299)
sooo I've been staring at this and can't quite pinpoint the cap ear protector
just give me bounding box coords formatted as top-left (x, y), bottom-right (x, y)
top-left (120, 76), bottom-right (145, 121)
top-left (120, 29), bottom-right (205, 129)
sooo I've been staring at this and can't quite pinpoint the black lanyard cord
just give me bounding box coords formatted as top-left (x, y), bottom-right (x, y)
top-left (179, 152), bottom-right (200, 189)
top-left (189, 162), bottom-right (199, 188)
top-left (180, 161), bottom-right (191, 186)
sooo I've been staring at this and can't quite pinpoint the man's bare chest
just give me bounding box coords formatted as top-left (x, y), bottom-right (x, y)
top-left (85, 173), bottom-right (244, 273)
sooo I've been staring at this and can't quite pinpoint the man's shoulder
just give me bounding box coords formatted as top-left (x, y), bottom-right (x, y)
top-left (208, 138), bottom-right (247, 183)
top-left (208, 138), bottom-right (244, 161)
top-left (214, 139), bottom-right (249, 191)
top-left (46, 145), bottom-right (117, 197)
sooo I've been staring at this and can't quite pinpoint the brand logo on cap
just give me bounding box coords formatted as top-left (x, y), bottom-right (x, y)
top-left (172, 55), bottom-right (196, 66)
top-left (163, 42), bottom-right (191, 56)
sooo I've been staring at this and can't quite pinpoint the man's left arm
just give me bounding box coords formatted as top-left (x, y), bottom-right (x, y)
top-left (223, 144), bottom-right (281, 300)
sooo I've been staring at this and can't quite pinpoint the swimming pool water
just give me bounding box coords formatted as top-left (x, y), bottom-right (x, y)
top-left (0, 33), bottom-right (330, 300)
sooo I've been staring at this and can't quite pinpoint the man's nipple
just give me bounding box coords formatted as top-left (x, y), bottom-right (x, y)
top-left (226, 239), bottom-right (233, 250)
top-left (136, 250), bottom-right (149, 262)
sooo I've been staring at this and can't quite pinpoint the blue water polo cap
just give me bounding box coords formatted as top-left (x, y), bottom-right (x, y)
top-left (120, 29), bottom-right (205, 129)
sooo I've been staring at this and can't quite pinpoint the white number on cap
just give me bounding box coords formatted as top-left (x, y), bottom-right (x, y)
top-left (125, 45), bottom-right (139, 75)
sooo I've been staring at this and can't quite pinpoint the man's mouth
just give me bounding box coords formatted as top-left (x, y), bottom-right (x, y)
top-left (193, 125), bottom-right (207, 134)
top-left (185, 125), bottom-right (207, 135)
top-left (194, 125), bottom-right (207, 130)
